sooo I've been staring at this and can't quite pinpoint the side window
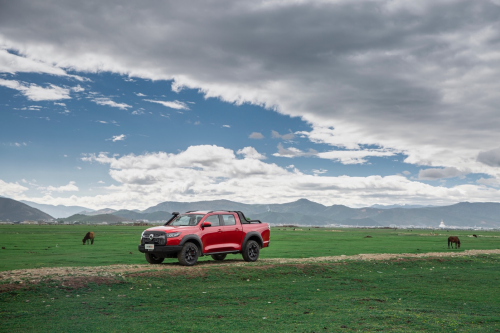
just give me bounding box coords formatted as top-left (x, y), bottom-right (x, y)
top-left (222, 214), bottom-right (236, 226)
top-left (204, 214), bottom-right (220, 226)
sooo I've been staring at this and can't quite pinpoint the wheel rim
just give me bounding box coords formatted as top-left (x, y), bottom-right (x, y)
top-left (185, 245), bottom-right (197, 263)
top-left (248, 243), bottom-right (258, 260)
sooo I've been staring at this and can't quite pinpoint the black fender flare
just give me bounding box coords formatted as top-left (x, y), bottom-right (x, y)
top-left (179, 235), bottom-right (203, 255)
top-left (242, 232), bottom-right (263, 250)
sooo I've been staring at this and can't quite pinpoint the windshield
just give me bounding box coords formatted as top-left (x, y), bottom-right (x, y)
top-left (167, 214), bottom-right (205, 226)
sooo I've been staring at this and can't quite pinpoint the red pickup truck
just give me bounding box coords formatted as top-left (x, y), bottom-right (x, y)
top-left (138, 210), bottom-right (270, 266)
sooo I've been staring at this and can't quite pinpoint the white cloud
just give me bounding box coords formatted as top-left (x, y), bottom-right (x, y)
top-left (54, 102), bottom-right (66, 106)
top-left (50, 183), bottom-right (78, 192)
top-left (312, 169), bottom-right (327, 174)
top-left (71, 85), bottom-right (84, 92)
top-left (0, 49), bottom-right (67, 76)
top-left (273, 143), bottom-right (317, 158)
top-left (418, 167), bottom-right (468, 180)
top-left (317, 149), bottom-right (395, 165)
top-left (10, 142), bottom-right (27, 147)
top-left (45, 181), bottom-right (79, 193)
top-left (16, 144), bottom-right (499, 209)
top-left (249, 132), bottom-right (264, 139)
top-left (477, 177), bottom-right (500, 187)
top-left (271, 130), bottom-right (294, 140)
top-left (109, 134), bottom-right (126, 142)
top-left (132, 108), bottom-right (145, 115)
top-left (92, 97), bottom-right (131, 110)
top-left (0, 179), bottom-right (28, 196)
top-left (0, 49), bottom-right (88, 81)
top-left (135, 92), bottom-right (146, 96)
top-left (144, 99), bottom-right (189, 110)
top-left (222, 125), bottom-right (230, 128)
top-left (0, 79), bottom-right (71, 101)
top-left (97, 180), bottom-right (105, 184)
top-left (236, 146), bottom-right (266, 160)
top-left (402, 171), bottom-right (411, 176)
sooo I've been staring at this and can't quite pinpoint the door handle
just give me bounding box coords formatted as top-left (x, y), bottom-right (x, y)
top-left (218, 229), bottom-right (222, 233)
top-left (235, 228), bottom-right (240, 231)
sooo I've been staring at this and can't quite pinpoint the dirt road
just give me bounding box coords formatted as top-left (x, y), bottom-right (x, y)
top-left (1, 249), bottom-right (499, 283)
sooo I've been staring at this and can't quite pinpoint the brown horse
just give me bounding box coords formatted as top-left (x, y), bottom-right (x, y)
top-left (82, 232), bottom-right (94, 245)
top-left (448, 236), bottom-right (460, 249)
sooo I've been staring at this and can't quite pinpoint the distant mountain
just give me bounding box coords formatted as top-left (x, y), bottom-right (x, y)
top-left (20, 200), bottom-right (94, 218)
top-left (62, 214), bottom-right (131, 223)
top-left (368, 204), bottom-right (436, 209)
top-left (0, 198), bottom-right (53, 221)
top-left (143, 199), bottom-right (252, 214)
top-left (251, 211), bottom-right (332, 225)
top-left (142, 199), bottom-right (500, 227)
top-left (112, 210), bottom-right (172, 221)
top-left (83, 208), bottom-right (117, 216)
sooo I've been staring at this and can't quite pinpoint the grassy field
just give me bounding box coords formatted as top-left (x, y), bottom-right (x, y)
top-left (0, 225), bottom-right (499, 271)
top-left (1, 255), bottom-right (500, 332)
top-left (1, 225), bottom-right (500, 332)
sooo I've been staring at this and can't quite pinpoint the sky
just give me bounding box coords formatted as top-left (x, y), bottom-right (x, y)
top-left (2, 0), bottom-right (500, 210)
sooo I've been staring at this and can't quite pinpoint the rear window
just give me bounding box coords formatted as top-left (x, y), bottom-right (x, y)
top-left (221, 214), bottom-right (236, 225)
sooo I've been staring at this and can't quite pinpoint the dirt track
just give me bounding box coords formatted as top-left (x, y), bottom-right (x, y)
top-left (1, 249), bottom-right (499, 283)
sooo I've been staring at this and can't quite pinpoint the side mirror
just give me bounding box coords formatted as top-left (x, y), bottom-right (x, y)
top-left (202, 222), bottom-right (212, 228)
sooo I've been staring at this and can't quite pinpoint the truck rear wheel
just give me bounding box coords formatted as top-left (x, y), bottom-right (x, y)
top-left (177, 242), bottom-right (199, 266)
top-left (211, 254), bottom-right (227, 261)
top-left (145, 252), bottom-right (164, 264)
top-left (242, 240), bottom-right (260, 262)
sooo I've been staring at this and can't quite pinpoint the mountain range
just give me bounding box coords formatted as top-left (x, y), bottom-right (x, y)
top-left (20, 200), bottom-right (94, 218)
top-left (137, 198), bottom-right (500, 228)
top-left (0, 198), bottom-right (52, 221)
top-left (4, 197), bottom-right (500, 228)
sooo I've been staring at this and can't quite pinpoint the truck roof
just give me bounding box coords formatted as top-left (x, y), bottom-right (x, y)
top-left (183, 210), bottom-right (236, 214)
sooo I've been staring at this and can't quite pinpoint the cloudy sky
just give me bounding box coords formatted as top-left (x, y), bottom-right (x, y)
top-left (2, 0), bottom-right (500, 210)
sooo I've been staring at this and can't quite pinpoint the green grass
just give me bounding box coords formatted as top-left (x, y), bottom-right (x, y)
top-left (1, 255), bottom-right (500, 332)
top-left (1, 225), bottom-right (500, 332)
top-left (0, 225), bottom-right (499, 271)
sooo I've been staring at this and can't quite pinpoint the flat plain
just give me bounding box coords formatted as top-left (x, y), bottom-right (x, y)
top-left (1, 225), bottom-right (499, 332)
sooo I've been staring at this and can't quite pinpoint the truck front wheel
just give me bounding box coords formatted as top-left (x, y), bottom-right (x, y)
top-left (242, 240), bottom-right (260, 262)
top-left (177, 242), bottom-right (199, 266)
top-left (145, 252), bottom-right (164, 264)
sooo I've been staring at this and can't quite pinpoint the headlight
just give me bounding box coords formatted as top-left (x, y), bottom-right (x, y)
top-left (166, 232), bottom-right (181, 238)
top-left (141, 231), bottom-right (146, 237)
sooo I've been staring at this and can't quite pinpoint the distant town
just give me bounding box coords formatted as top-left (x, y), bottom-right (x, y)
top-left (0, 218), bottom-right (497, 231)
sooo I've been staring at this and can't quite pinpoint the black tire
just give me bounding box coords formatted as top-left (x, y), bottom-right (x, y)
top-left (242, 240), bottom-right (260, 262)
top-left (145, 252), bottom-right (164, 264)
top-left (177, 242), bottom-right (199, 266)
top-left (211, 254), bottom-right (227, 261)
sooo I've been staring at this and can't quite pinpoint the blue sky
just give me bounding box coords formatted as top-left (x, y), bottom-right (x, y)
top-left (2, 1), bottom-right (500, 209)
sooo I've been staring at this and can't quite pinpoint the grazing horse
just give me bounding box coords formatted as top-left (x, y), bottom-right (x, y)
top-left (473, 234), bottom-right (478, 238)
top-left (448, 236), bottom-right (460, 249)
top-left (82, 232), bottom-right (94, 245)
